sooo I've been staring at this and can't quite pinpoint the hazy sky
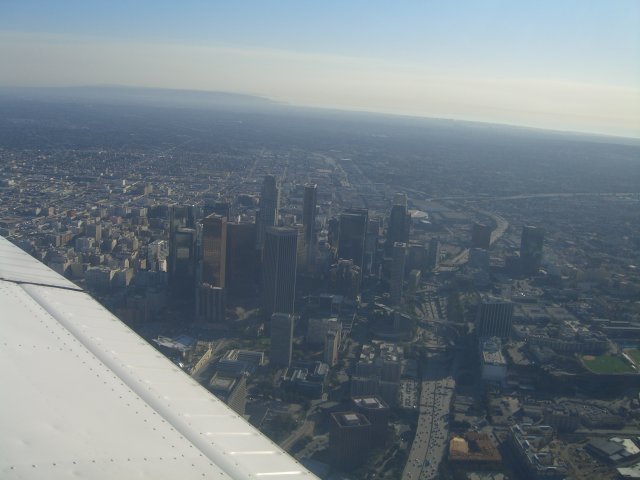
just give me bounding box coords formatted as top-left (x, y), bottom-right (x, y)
top-left (1, 1), bottom-right (639, 137)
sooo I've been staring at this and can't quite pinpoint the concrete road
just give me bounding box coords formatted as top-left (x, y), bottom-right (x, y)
top-left (402, 357), bottom-right (455, 480)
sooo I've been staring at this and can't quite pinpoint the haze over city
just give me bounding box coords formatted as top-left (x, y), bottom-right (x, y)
top-left (1, 3), bottom-right (640, 480)
top-left (1, 0), bottom-right (639, 137)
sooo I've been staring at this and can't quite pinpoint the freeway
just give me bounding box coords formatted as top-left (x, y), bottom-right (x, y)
top-left (439, 208), bottom-right (509, 268)
top-left (402, 355), bottom-right (455, 480)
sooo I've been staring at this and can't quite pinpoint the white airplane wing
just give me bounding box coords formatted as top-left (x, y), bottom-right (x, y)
top-left (0, 236), bottom-right (317, 480)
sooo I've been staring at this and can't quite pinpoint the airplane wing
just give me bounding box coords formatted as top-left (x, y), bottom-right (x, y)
top-left (0, 236), bottom-right (317, 479)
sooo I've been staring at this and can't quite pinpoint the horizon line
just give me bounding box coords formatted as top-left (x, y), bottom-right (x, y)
top-left (1, 83), bottom-right (639, 142)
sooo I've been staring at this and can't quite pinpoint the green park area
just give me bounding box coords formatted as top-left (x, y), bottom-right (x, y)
top-left (624, 349), bottom-right (640, 366)
top-left (581, 354), bottom-right (636, 374)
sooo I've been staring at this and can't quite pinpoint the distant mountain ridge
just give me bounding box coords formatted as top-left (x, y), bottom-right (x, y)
top-left (0, 85), bottom-right (278, 110)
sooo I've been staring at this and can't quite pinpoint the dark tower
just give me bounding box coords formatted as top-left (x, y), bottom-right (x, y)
top-left (256, 175), bottom-right (279, 250)
top-left (196, 214), bottom-right (227, 323)
top-left (226, 222), bottom-right (257, 297)
top-left (390, 242), bottom-right (407, 305)
top-left (169, 204), bottom-right (198, 238)
top-left (338, 209), bottom-right (368, 274)
top-left (302, 183), bottom-right (317, 270)
top-left (169, 227), bottom-right (197, 300)
top-left (476, 296), bottom-right (514, 339)
top-left (385, 193), bottom-right (410, 256)
top-left (261, 227), bottom-right (298, 319)
top-left (270, 313), bottom-right (294, 368)
top-left (202, 198), bottom-right (230, 220)
top-left (520, 225), bottom-right (544, 275)
top-left (200, 214), bottom-right (227, 288)
top-left (471, 222), bottom-right (493, 249)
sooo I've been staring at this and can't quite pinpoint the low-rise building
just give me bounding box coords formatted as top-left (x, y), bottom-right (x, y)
top-left (509, 424), bottom-right (567, 480)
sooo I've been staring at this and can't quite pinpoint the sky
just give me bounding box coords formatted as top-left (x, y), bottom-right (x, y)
top-left (1, 1), bottom-right (639, 137)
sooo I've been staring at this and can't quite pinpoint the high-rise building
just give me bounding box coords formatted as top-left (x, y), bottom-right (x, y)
top-left (390, 242), bottom-right (407, 305)
top-left (85, 223), bottom-right (102, 242)
top-left (302, 183), bottom-right (317, 270)
top-left (351, 396), bottom-right (389, 448)
top-left (270, 313), bottom-right (294, 368)
top-left (327, 217), bottom-right (340, 247)
top-left (307, 317), bottom-right (342, 346)
top-left (212, 202), bottom-right (231, 221)
top-left (407, 243), bottom-right (429, 272)
top-left (385, 194), bottom-right (410, 256)
top-left (294, 224), bottom-right (306, 272)
top-left (169, 227), bottom-right (197, 299)
top-left (469, 248), bottom-right (490, 270)
top-left (329, 412), bottom-right (372, 470)
top-left (202, 200), bottom-right (231, 221)
top-left (200, 214), bottom-right (226, 288)
top-left (196, 214), bottom-right (226, 322)
top-left (256, 175), bottom-right (279, 250)
top-left (520, 225), bottom-right (544, 275)
top-left (329, 259), bottom-right (361, 300)
top-left (476, 296), bottom-right (514, 340)
top-left (364, 218), bottom-right (380, 276)
top-left (262, 227), bottom-right (298, 319)
top-left (226, 222), bottom-right (257, 297)
top-left (427, 237), bottom-right (441, 270)
top-left (472, 222), bottom-right (493, 249)
top-left (196, 283), bottom-right (225, 323)
top-left (169, 204), bottom-right (198, 237)
top-left (338, 209), bottom-right (368, 274)
top-left (324, 330), bottom-right (340, 367)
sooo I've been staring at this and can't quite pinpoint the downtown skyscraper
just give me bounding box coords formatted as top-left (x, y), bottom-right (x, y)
top-left (256, 175), bottom-right (279, 251)
top-left (261, 226), bottom-right (298, 319)
top-left (196, 213), bottom-right (227, 323)
top-left (337, 208), bottom-right (368, 274)
top-left (520, 225), bottom-right (544, 275)
top-left (302, 183), bottom-right (317, 270)
top-left (385, 193), bottom-right (410, 256)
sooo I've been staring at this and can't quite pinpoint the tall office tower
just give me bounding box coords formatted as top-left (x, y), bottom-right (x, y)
top-left (427, 237), bottom-right (441, 270)
top-left (294, 224), bottom-right (306, 272)
top-left (270, 313), bottom-right (294, 368)
top-left (256, 175), bottom-right (279, 250)
top-left (212, 202), bottom-right (231, 221)
top-left (169, 227), bottom-right (197, 299)
top-left (302, 183), bottom-right (317, 270)
top-left (203, 200), bottom-right (231, 221)
top-left (169, 204), bottom-right (198, 238)
top-left (469, 247), bottom-right (490, 270)
top-left (351, 396), bottom-right (390, 448)
top-left (364, 218), bottom-right (380, 276)
top-left (200, 214), bottom-right (227, 288)
top-left (520, 225), bottom-right (544, 275)
top-left (226, 222), bottom-right (257, 297)
top-left (385, 194), bottom-right (410, 256)
top-left (329, 412), bottom-right (372, 469)
top-left (390, 242), bottom-right (407, 305)
top-left (324, 330), bottom-right (340, 367)
top-left (195, 283), bottom-right (225, 323)
top-left (261, 227), bottom-right (298, 319)
top-left (85, 223), bottom-right (102, 242)
top-left (476, 296), bottom-right (514, 339)
top-left (472, 222), bottom-right (493, 249)
top-left (329, 259), bottom-right (361, 300)
top-left (327, 217), bottom-right (340, 247)
top-left (338, 209), bottom-right (368, 274)
top-left (407, 243), bottom-right (429, 272)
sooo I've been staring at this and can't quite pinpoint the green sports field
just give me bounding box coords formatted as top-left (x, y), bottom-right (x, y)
top-left (581, 354), bottom-right (635, 374)
top-left (625, 349), bottom-right (640, 366)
